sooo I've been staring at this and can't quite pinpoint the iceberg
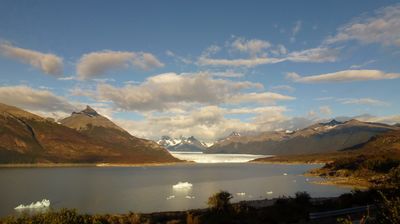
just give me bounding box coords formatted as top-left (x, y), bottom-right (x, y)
top-left (15, 199), bottom-right (50, 210)
top-left (166, 195), bottom-right (175, 200)
top-left (172, 182), bottom-right (193, 191)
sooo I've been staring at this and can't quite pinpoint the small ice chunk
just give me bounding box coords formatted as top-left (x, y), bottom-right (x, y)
top-left (236, 192), bottom-right (246, 196)
top-left (172, 182), bottom-right (193, 191)
top-left (15, 199), bottom-right (50, 210)
top-left (166, 195), bottom-right (175, 200)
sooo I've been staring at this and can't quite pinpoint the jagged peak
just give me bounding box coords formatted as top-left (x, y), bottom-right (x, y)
top-left (82, 106), bottom-right (98, 116)
top-left (319, 119), bottom-right (343, 126)
top-left (72, 105), bottom-right (99, 117)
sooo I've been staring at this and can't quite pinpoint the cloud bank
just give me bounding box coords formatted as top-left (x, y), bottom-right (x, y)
top-left (0, 43), bottom-right (63, 75)
top-left (79, 72), bottom-right (294, 112)
top-left (325, 3), bottom-right (400, 46)
top-left (287, 70), bottom-right (400, 83)
top-left (0, 85), bottom-right (77, 114)
top-left (76, 50), bottom-right (164, 79)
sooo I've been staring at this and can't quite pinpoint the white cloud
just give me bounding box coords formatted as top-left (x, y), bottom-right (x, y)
top-left (198, 56), bottom-right (285, 67)
top-left (270, 44), bottom-right (288, 56)
top-left (338, 98), bottom-right (390, 106)
top-left (76, 50), bottom-right (164, 79)
top-left (287, 69), bottom-right (400, 83)
top-left (228, 92), bottom-right (294, 104)
top-left (84, 72), bottom-right (293, 112)
top-left (165, 50), bottom-right (193, 64)
top-left (0, 43), bottom-right (63, 75)
top-left (114, 105), bottom-right (291, 141)
top-left (0, 85), bottom-right (77, 115)
top-left (58, 76), bottom-right (77, 81)
top-left (231, 38), bottom-right (271, 56)
top-left (286, 47), bottom-right (338, 62)
top-left (354, 114), bottom-right (400, 124)
top-left (270, 85), bottom-right (295, 93)
top-left (197, 37), bottom-right (338, 67)
top-left (324, 3), bottom-right (400, 46)
top-left (290, 20), bottom-right (302, 43)
top-left (319, 106), bottom-right (332, 115)
top-left (350, 59), bottom-right (376, 69)
top-left (211, 70), bottom-right (244, 78)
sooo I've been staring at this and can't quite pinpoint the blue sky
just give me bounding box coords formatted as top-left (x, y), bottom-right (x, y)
top-left (0, 0), bottom-right (399, 141)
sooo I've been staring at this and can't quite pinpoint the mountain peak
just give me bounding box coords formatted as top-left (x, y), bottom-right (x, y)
top-left (62, 106), bottom-right (125, 132)
top-left (320, 119), bottom-right (343, 126)
top-left (81, 106), bottom-right (99, 117)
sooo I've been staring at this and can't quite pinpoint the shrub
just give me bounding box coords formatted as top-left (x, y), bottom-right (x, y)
top-left (294, 191), bottom-right (311, 205)
top-left (207, 191), bottom-right (233, 212)
top-left (376, 192), bottom-right (400, 224)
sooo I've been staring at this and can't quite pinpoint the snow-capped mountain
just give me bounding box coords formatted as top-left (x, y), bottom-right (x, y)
top-left (157, 136), bottom-right (208, 152)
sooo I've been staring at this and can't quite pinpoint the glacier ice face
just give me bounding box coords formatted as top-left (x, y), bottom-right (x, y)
top-left (172, 182), bottom-right (193, 191)
top-left (170, 152), bottom-right (269, 163)
top-left (15, 199), bottom-right (50, 210)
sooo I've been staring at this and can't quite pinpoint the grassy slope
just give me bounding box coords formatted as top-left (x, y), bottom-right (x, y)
top-left (253, 130), bottom-right (400, 187)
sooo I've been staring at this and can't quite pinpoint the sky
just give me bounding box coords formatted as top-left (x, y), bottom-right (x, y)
top-left (0, 0), bottom-right (400, 141)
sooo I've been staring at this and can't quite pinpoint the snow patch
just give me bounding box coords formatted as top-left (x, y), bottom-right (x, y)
top-left (15, 199), bottom-right (50, 210)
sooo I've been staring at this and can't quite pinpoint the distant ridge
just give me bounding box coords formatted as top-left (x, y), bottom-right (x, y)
top-left (208, 119), bottom-right (399, 155)
top-left (0, 103), bottom-right (180, 164)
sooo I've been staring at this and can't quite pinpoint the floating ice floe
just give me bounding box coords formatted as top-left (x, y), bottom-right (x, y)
top-left (172, 182), bottom-right (193, 191)
top-left (166, 195), bottom-right (176, 200)
top-left (15, 199), bottom-right (50, 210)
top-left (185, 195), bottom-right (195, 199)
top-left (266, 191), bottom-right (273, 195)
top-left (236, 192), bottom-right (246, 196)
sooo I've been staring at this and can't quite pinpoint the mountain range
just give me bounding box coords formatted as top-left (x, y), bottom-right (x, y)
top-left (0, 103), bottom-right (180, 164)
top-left (157, 136), bottom-right (208, 152)
top-left (207, 119), bottom-right (399, 155)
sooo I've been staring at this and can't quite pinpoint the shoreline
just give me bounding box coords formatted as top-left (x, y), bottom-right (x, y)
top-left (0, 161), bottom-right (193, 168)
top-left (250, 160), bottom-right (326, 165)
top-left (251, 159), bottom-right (372, 189)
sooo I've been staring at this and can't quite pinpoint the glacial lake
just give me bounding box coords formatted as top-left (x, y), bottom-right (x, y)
top-left (0, 153), bottom-right (351, 217)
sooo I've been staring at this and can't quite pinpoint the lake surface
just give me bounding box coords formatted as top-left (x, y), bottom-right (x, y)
top-left (0, 154), bottom-right (351, 217)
